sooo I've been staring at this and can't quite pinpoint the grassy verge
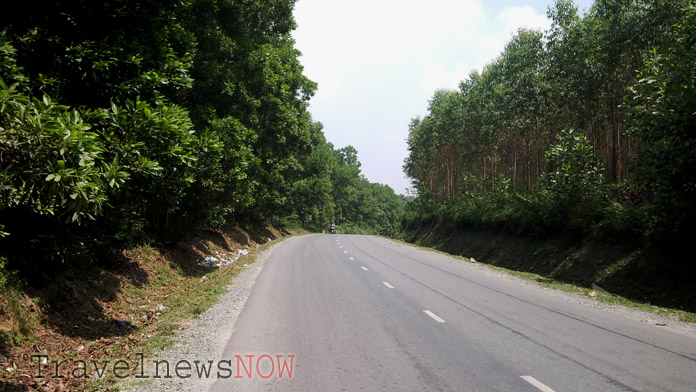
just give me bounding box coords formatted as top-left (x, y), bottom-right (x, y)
top-left (394, 225), bottom-right (696, 325)
top-left (94, 233), bottom-right (291, 392)
top-left (487, 266), bottom-right (696, 324)
top-left (0, 284), bottom-right (42, 347)
top-left (0, 226), bottom-right (303, 392)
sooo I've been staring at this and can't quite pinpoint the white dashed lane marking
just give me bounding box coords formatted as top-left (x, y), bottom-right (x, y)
top-left (521, 376), bottom-right (556, 392)
top-left (423, 310), bottom-right (446, 323)
top-left (382, 282), bottom-right (394, 289)
top-left (360, 266), bottom-right (369, 271)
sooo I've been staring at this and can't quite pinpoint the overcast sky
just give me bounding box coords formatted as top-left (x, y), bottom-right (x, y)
top-left (292, 0), bottom-right (595, 195)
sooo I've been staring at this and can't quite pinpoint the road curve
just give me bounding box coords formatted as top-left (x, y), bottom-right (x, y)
top-left (210, 234), bottom-right (696, 391)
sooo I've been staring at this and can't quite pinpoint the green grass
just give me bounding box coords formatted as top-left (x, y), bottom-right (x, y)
top-left (489, 263), bottom-right (696, 324)
top-left (0, 278), bottom-right (42, 345)
top-left (394, 238), bottom-right (696, 324)
top-left (89, 233), bottom-right (293, 391)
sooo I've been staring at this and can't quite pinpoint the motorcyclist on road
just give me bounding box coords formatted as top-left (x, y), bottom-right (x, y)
top-left (330, 220), bottom-right (336, 234)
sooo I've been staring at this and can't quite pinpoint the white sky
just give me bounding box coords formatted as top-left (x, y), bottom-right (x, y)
top-left (292, 0), bottom-right (595, 195)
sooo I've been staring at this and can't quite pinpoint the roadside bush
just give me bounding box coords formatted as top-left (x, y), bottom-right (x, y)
top-left (0, 39), bottom-right (129, 228)
top-left (336, 222), bottom-right (374, 235)
top-left (401, 186), bottom-right (438, 230)
top-left (93, 99), bottom-right (200, 239)
top-left (450, 175), bottom-right (513, 229)
top-left (511, 188), bottom-right (559, 235)
top-left (538, 129), bottom-right (608, 232)
top-left (593, 201), bottom-right (648, 240)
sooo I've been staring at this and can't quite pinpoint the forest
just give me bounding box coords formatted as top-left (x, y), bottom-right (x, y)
top-left (404, 0), bottom-right (695, 252)
top-left (0, 0), bottom-right (404, 280)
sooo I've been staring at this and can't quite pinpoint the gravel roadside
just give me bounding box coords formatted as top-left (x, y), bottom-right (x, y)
top-left (119, 240), bottom-right (281, 392)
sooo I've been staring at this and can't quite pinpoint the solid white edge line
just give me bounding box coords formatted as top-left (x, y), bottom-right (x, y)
top-left (360, 266), bottom-right (369, 271)
top-left (423, 310), bottom-right (446, 323)
top-left (382, 282), bottom-right (394, 289)
top-left (521, 376), bottom-right (556, 392)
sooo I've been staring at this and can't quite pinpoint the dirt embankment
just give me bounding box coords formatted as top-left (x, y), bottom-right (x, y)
top-left (0, 225), bottom-right (292, 392)
top-left (401, 219), bottom-right (696, 316)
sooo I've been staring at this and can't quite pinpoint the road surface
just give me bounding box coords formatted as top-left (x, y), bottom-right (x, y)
top-left (210, 234), bottom-right (696, 391)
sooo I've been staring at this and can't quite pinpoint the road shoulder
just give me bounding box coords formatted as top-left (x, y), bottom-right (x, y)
top-left (118, 240), bottom-right (283, 392)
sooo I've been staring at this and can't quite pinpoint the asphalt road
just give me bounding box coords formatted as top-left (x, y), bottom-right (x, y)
top-left (210, 234), bottom-right (696, 391)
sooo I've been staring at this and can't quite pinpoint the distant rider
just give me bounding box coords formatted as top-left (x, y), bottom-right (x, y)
top-left (330, 220), bottom-right (336, 234)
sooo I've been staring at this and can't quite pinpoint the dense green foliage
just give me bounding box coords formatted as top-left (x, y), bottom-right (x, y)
top-left (0, 0), bottom-right (403, 276)
top-left (404, 0), bottom-right (696, 247)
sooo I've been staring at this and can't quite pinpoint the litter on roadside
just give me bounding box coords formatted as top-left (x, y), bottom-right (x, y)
top-left (197, 249), bottom-right (250, 267)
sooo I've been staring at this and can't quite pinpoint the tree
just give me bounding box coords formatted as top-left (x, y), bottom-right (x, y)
top-left (287, 122), bottom-right (336, 230)
top-left (624, 2), bottom-right (696, 242)
top-left (1, 0), bottom-right (405, 279)
top-left (0, 40), bottom-right (125, 225)
top-left (404, 0), bottom-right (694, 239)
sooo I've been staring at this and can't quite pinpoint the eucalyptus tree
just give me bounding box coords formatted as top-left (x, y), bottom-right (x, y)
top-left (624, 2), bottom-right (696, 243)
top-left (495, 29), bottom-right (551, 190)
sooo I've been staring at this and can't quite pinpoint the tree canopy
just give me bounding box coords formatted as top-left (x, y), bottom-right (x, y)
top-left (0, 0), bottom-right (404, 275)
top-left (404, 0), bottom-right (696, 247)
